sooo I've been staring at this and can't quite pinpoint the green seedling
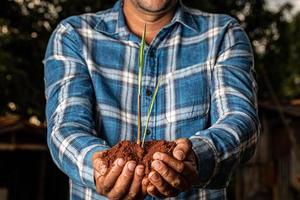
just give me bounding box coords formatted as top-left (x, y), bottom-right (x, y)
top-left (141, 77), bottom-right (162, 148)
top-left (136, 24), bottom-right (161, 148)
top-left (137, 24), bottom-right (146, 146)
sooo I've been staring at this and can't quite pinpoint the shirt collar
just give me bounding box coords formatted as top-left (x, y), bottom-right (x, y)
top-left (95, 0), bottom-right (199, 39)
top-left (171, 1), bottom-right (199, 33)
top-left (95, 0), bottom-right (130, 40)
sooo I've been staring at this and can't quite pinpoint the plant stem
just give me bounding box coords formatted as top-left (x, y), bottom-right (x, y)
top-left (141, 77), bottom-right (162, 148)
top-left (137, 24), bottom-right (146, 146)
top-left (137, 94), bottom-right (141, 145)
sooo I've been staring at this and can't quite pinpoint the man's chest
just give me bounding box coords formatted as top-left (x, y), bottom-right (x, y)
top-left (84, 36), bottom-right (212, 143)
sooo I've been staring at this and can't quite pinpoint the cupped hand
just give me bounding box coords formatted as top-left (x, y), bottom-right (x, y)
top-left (147, 138), bottom-right (199, 198)
top-left (93, 151), bottom-right (146, 200)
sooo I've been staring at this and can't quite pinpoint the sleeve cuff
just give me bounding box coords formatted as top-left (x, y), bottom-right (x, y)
top-left (78, 144), bottom-right (110, 190)
top-left (190, 137), bottom-right (218, 188)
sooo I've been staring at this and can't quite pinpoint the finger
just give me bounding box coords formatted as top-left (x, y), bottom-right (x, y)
top-left (124, 165), bottom-right (145, 200)
top-left (93, 155), bottom-right (108, 194)
top-left (93, 158), bottom-right (108, 176)
top-left (93, 151), bottom-right (108, 176)
top-left (152, 160), bottom-right (188, 190)
top-left (173, 138), bottom-right (192, 161)
top-left (94, 169), bottom-right (106, 195)
top-left (147, 184), bottom-right (166, 199)
top-left (148, 171), bottom-right (176, 197)
top-left (126, 177), bottom-right (149, 200)
top-left (142, 177), bottom-right (150, 196)
top-left (107, 161), bottom-right (136, 199)
top-left (101, 158), bottom-right (125, 194)
top-left (182, 161), bottom-right (199, 186)
top-left (153, 152), bottom-right (185, 173)
top-left (142, 177), bottom-right (150, 187)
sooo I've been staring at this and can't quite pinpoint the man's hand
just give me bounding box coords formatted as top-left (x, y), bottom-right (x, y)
top-left (147, 138), bottom-right (199, 198)
top-left (93, 151), bottom-right (146, 199)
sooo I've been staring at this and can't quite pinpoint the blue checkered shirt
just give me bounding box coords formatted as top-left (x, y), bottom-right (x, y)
top-left (44, 1), bottom-right (260, 199)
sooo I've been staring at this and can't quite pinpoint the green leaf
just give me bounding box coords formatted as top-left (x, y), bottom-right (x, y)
top-left (138, 24), bottom-right (146, 95)
top-left (142, 76), bottom-right (162, 148)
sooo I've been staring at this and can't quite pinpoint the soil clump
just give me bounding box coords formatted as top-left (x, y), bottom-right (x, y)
top-left (100, 140), bottom-right (176, 175)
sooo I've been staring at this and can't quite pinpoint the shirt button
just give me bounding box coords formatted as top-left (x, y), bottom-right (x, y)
top-left (149, 50), bottom-right (155, 58)
top-left (146, 129), bottom-right (151, 135)
top-left (146, 89), bottom-right (152, 96)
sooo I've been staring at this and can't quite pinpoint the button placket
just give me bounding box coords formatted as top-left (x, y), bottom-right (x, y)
top-left (142, 47), bottom-right (158, 140)
top-left (149, 49), bottom-right (155, 58)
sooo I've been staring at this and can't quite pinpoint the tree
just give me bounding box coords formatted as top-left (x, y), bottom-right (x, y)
top-left (0, 0), bottom-right (114, 120)
top-left (285, 13), bottom-right (300, 99)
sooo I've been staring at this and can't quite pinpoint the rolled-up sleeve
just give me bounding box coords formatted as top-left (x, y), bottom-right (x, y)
top-left (43, 21), bottom-right (110, 190)
top-left (190, 19), bottom-right (260, 188)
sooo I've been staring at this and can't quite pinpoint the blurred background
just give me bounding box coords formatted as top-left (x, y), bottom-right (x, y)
top-left (0, 0), bottom-right (299, 199)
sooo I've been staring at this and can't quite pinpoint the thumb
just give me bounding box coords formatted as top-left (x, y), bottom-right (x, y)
top-left (173, 138), bottom-right (192, 161)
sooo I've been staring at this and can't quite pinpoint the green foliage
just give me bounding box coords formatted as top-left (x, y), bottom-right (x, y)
top-left (138, 24), bottom-right (146, 96)
top-left (0, 0), bottom-right (114, 119)
top-left (285, 13), bottom-right (300, 98)
top-left (0, 0), bottom-right (299, 120)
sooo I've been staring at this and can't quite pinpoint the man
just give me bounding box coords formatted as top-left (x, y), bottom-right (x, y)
top-left (44, 0), bottom-right (260, 199)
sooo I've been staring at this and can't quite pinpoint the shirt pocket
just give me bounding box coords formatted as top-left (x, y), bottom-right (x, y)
top-left (165, 66), bottom-right (210, 124)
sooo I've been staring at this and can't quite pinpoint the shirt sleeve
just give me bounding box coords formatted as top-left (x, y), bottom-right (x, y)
top-left (190, 18), bottom-right (260, 188)
top-left (43, 21), bottom-right (110, 190)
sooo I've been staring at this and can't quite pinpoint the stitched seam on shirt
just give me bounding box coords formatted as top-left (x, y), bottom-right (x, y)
top-left (59, 22), bottom-right (88, 67)
top-left (44, 56), bottom-right (86, 66)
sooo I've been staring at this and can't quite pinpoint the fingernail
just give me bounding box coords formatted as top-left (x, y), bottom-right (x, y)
top-left (100, 165), bottom-right (107, 175)
top-left (173, 178), bottom-right (180, 187)
top-left (142, 178), bottom-right (149, 186)
top-left (152, 160), bottom-right (161, 170)
top-left (150, 172), bottom-right (159, 181)
top-left (153, 152), bottom-right (161, 160)
top-left (117, 158), bottom-right (125, 167)
top-left (136, 166), bottom-right (144, 176)
top-left (174, 150), bottom-right (184, 160)
top-left (148, 186), bottom-right (155, 192)
top-left (127, 162), bottom-right (136, 171)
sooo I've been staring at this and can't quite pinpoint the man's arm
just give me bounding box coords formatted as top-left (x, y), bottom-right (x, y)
top-left (190, 18), bottom-right (260, 188)
top-left (44, 21), bottom-right (111, 190)
top-left (44, 20), bottom-right (146, 199)
top-left (148, 17), bottom-right (260, 196)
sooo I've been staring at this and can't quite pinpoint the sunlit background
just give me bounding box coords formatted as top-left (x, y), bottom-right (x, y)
top-left (0, 0), bottom-right (299, 199)
top-left (268, 0), bottom-right (300, 13)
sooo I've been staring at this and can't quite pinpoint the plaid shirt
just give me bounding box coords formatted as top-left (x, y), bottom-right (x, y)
top-left (44, 1), bottom-right (260, 199)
